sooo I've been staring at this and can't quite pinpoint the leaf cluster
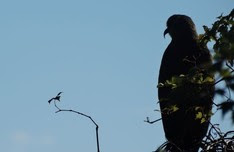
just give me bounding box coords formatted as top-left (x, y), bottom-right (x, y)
top-left (200, 9), bottom-right (234, 122)
top-left (199, 9), bottom-right (234, 65)
top-left (158, 69), bottom-right (214, 123)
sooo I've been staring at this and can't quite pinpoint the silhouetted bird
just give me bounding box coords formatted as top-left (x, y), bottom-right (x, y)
top-left (158, 15), bottom-right (214, 152)
top-left (48, 92), bottom-right (63, 104)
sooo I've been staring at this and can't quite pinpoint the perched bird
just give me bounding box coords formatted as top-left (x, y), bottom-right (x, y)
top-left (48, 92), bottom-right (63, 104)
top-left (158, 15), bottom-right (214, 151)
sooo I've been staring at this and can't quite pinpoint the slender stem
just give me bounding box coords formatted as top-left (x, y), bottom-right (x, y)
top-left (214, 62), bottom-right (234, 85)
top-left (144, 117), bottom-right (162, 124)
top-left (53, 101), bottom-right (100, 152)
top-left (96, 126), bottom-right (100, 152)
top-left (209, 122), bottom-right (223, 138)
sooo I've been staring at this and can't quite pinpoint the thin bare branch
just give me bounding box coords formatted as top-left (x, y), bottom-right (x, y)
top-left (144, 117), bottom-right (162, 124)
top-left (201, 122), bottom-right (234, 151)
top-left (49, 93), bottom-right (100, 152)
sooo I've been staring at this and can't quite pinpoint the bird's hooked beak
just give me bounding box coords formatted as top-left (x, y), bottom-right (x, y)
top-left (164, 28), bottom-right (169, 38)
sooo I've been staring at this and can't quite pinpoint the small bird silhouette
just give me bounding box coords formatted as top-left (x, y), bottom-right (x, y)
top-left (48, 92), bottom-right (63, 104)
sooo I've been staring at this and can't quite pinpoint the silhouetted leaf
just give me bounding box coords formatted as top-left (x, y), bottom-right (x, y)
top-left (218, 101), bottom-right (234, 117)
top-left (220, 69), bottom-right (231, 77)
top-left (203, 25), bottom-right (210, 33)
top-left (228, 83), bottom-right (234, 90)
top-left (215, 89), bottom-right (226, 95)
top-left (217, 13), bottom-right (223, 19)
top-left (225, 75), bottom-right (234, 82)
top-left (210, 61), bottom-right (223, 72)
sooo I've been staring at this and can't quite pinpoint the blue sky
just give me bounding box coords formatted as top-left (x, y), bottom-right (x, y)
top-left (0, 0), bottom-right (233, 152)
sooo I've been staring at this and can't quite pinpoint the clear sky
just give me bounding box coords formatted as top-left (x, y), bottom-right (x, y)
top-left (0, 0), bottom-right (233, 152)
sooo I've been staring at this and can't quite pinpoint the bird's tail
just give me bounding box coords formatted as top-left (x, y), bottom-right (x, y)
top-left (155, 141), bottom-right (200, 152)
top-left (155, 141), bottom-right (181, 152)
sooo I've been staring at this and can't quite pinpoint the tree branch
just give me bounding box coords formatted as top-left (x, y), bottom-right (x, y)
top-left (49, 95), bottom-right (100, 152)
top-left (201, 122), bottom-right (234, 151)
top-left (144, 117), bottom-right (162, 124)
top-left (214, 62), bottom-right (234, 85)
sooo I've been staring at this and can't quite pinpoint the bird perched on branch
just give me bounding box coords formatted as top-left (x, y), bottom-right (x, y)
top-left (158, 15), bottom-right (214, 152)
top-left (48, 92), bottom-right (63, 104)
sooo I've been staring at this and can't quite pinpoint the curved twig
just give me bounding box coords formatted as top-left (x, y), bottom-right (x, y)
top-left (48, 93), bottom-right (101, 152)
top-left (201, 122), bottom-right (234, 151)
top-left (144, 117), bottom-right (162, 124)
top-left (54, 101), bottom-right (100, 152)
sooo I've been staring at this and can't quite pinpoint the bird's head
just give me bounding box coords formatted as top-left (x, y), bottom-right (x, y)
top-left (164, 15), bottom-right (198, 41)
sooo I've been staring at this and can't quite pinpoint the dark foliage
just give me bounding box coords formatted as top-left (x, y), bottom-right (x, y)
top-left (199, 9), bottom-right (234, 122)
